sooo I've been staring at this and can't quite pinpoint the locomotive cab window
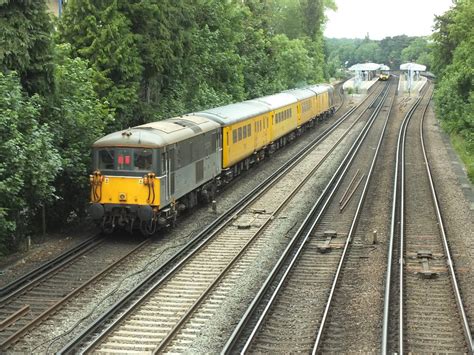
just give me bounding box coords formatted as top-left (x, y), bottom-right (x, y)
top-left (134, 148), bottom-right (153, 170)
top-left (98, 148), bottom-right (114, 170)
top-left (96, 147), bottom-right (154, 172)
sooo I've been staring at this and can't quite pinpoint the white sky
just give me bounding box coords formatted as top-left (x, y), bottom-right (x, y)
top-left (324, 0), bottom-right (454, 40)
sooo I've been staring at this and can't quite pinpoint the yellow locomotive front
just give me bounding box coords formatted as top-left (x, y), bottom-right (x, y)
top-left (89, 136), bottom-right (160, 235)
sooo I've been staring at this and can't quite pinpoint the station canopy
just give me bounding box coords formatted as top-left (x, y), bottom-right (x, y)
top-left (349, 63), bottom-right (382, 71)
top-left (400, 63), bottom-right (426, 71)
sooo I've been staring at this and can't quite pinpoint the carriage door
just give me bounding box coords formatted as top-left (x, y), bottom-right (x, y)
top-left (167, 147), bottom-right (176, 201)
top-left (161, 147), bottom-right (175, 204)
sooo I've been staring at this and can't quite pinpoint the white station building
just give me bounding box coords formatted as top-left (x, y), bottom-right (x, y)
top-left (400, 62), bottom-right (427, 94)
top-left (344, 63), bottom-right (383, 93)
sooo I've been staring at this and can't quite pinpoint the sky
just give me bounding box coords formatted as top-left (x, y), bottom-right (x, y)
top-left (324, 0), bottom-right (454, 40)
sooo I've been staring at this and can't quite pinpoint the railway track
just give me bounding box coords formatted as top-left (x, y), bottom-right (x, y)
top-left (0, 237), bottom-right (151, 350)
top-left (58, 85), bottom-right (388, 354)
top-left (382, 84), bottom-right (473, 353)
top-left (0, 81), bottom-right (365, 353)
top-left (0, 235), bottom-right (100, 295)
top-left (222, 80), bottom-right (395, 354)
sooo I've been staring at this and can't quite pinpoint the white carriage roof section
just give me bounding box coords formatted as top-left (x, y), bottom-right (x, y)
top-left (92, 115), bottom-right (220, 148)
top-left (192, 101), bottom-right (270, 125)
top-left (306, 84), bottom-right (330, 95)
top-left (250, 92), bottom-right (297, 110)
top-left (380, 64), bottom-right (390, 70)
top-left (318, 83), bottom-right (335, 92)
top-left (400, 62), bottom-right (426, 71)
top-left (349, 63), bottom-right (382, 71)
top-left (283, 88), bottom-right (315, 100)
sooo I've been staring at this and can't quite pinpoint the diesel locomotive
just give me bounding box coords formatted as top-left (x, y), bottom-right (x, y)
top-left (89, 84), bottom-right (335, 235)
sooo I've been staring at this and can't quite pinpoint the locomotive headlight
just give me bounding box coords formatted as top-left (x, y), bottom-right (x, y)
top-left (119, 193), bottom-right (127, 201)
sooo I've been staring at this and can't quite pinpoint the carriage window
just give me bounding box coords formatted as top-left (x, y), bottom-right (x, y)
top-left (243, 125), bottom-right (247, 138)
top-left (98, 149), bottom-right (115, 170)
top-left (233, 129), bottom-right (237, 143)
top-left (238, 127), bottom-right (242, 140)
top-left (248, 124), bottom-right (251, 136)
top-left (161, 152), bottom-right (167, 172)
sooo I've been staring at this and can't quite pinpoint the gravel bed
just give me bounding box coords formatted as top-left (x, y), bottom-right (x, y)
top-left (183, 119), bottom-right (368, 354)
top-left (10, 98), bottom-right (358, 352)
top-left (314, 86), bottom-right (473, 353)
top-left (0, 228), bottom-right (96, 287)
top-left (316, 85), bottom-right (407, 352)
top-left (0, 86), bottom-right (345, 287)
top-left (14, 83), bottom-right (469, 354)
top-left (424, 99), bottom-right (474, 341)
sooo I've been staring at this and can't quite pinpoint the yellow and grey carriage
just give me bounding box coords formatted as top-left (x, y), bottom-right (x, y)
top-left (89, 84), bottom-right (336, 235)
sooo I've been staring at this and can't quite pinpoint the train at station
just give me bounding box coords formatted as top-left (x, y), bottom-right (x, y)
top-left (379, 72), bottom-right (390, 81)
top-left (88, 84), bottom-right (335, 235)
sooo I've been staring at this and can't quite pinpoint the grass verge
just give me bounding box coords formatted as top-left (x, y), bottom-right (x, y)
top-left (449, 133), bottom-right (474, 184)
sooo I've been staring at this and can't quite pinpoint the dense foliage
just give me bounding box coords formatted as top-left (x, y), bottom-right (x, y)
top-left (46, 44), bottom-right (113, 224)
top-left (0, 0), bottom-right (335, 254)
top-left (0, 72), bottom-right (61, 254)
top-left (59, 0), bottom-right (334, 127)
top-left (0, 0), bottom-right (54, 96)
top-left (432, 0), bottom-right (473, 181)
top-left (325, 35), bottom-right (433, 77)
top-left (0, 1), bottom-right (112, 254)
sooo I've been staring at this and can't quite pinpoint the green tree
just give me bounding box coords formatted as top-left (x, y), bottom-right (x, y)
top-left (44, 44), bottom-right (113, 223)
top-left (59, 0), bottom-right (142, 128)
top-left (354, 40), bottom-right (381, 63)
top-left (401, 37), bottom-right (432, 68)
top-left (122, 0), bottom-right (189, 121)
top-left (379, 35), bottom-right (414, 68)
top-left (270, 34), bottom-right (314, 89)
top-left (0, 0), bottom-right (54, 95)
top-left (432, 0), bottom-right (473, 181)
top-left (0, 72), bottom-right (61, 254)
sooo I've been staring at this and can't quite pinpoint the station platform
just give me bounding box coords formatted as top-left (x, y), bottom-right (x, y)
top-left (343, 77), bottom-right (378, 94)
top-left (398, 74), bottom-right (427, 95)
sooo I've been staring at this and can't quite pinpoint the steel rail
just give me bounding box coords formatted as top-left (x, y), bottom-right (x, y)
top-left (419, 92), bottom-right (473, 352)
top-left (0, 238), bottom-right (151, 350)
top-left (0, 234), bottom-right (101, 298)
top-left (0, 238), bottom-right (105, 306)
top-left (59, 85), bottom-right (384, 355)
top-left (240, 85), bottom-right (389, 354)
top-left (312, 80), bottom-right (396, 354)
top-left (222, 82), bottom-right (390, 354)
top-left (381, 93), bottom-right (423, 355)
top-left (151, 96), bottom-right (361, 353)
top-left (241, 82), bottom-right (390, 355)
